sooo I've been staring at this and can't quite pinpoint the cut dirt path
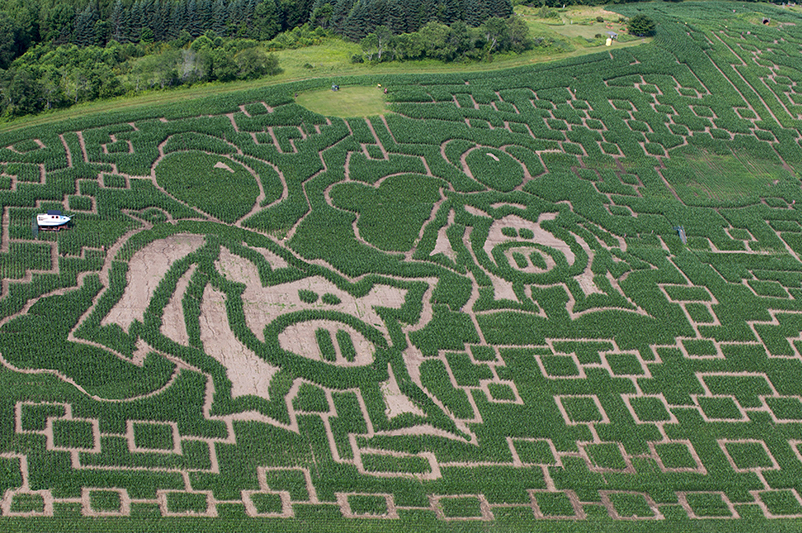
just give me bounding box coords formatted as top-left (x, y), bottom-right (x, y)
top-left (102, 233), bottom-right (206, 332)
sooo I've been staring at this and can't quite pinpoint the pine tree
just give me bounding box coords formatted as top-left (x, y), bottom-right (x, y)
top-left (167, 1), bottom-right (183, 39)
top-left (151, 0), bottom-right (165, 41)
top-left (118, 4), bottom-right (132, 42)
top-left (198, 0), bottom-right (213, 34)
top-left (187, 0), bottom-right (201, 37)
top-left (437, 0), bottom-right (459, 25)
top-left (415, 0), bottom-right (435, 30)
top-left (400, 0), bottom-right (420, 32)
top-left (488, 0), bottom-right (511, 19)
top-left (109, 0), bottom-right (124, 42)
top-left (227, 0), bottom-right (243, 30)
top-left (141, 0), bottom-right (156, 33)
top-left (280, 0), bottom-right (302, 30)
top-left (462, 0), bottom-right (488, 27)
top-left (296, 0), bottom-right (315, 26)
top-left (72, 4), bottom-right (98, 46)
top-left (253, 0), bottom-right (280, 39)
top-left (383, 0), bottom-right (404, 33)
top-left (330, 0), bottom-right (355, 33)
top-left (343, 0), bottom-right (369, 41)
top-left (129, 0), bottom-right (143, 42)
top-left (365, 0), bottom-right (385, 34)
top-left (212, 0), bottom-right (228, 36)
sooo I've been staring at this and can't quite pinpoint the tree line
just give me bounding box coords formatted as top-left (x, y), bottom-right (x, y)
top-left (0, 0), bottom-right (513, 68)
top-left (356, 16), bottom-right (533, 63)
top-left (0, 33), bottom-right (280, 117)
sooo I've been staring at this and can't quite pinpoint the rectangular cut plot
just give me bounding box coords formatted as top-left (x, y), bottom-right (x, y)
top-left (622, 394), bottom-right (677, 424)
top-left (765, 396), bottom-right (802, 423)
top-left (534, 352), bottom-right (585, 379)
top-left (127, 421), bottom-right (181, 454)
top-left (699, 373), bottom-right (776, 408)
top-left (1, 490), bottom-right (54, 517)
top-left (359, 451), bottom-right (438, 479)
top-left (508, 438), bottom-right (560, 467)
top-left (529, 490), bottom-right (585, 520)
top-left (555, 395), bottom-right (609, 425)
top-left (157, 490), bottom-right (216, 517)
top-left (695, 396), bottom-right (749, 422)
top-left (649, 441), bottom-right (707, 474)
top-left (678, 492), bottom-right (739, 519)
top-left (82, 488), bottom-right (131, 517)
top-left (754, 489), bottom-right (802, 518)
top-left (601, 491), bottom-right (663, 520)
top-left (48, 418), bottom-right (101, 454)
top-left (431, 495), bottom-right (492, 521)
top-left (580, 442), bottom-right (635, 473)
top-left (258, 467), bottom-right (315, 503)
top-left (337, 493), bottom-right (397, 519)
top-left (242, 491), bottom-right (294, 518)
top-left (718, 439), bottom-right (779, 473)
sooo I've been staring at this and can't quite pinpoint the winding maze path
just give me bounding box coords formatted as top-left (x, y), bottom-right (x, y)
top-left (2, 3), bottom-right (802, 525)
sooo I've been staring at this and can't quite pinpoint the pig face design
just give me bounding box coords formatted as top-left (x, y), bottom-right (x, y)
top-left (18, 227), bottom-right (460, 438)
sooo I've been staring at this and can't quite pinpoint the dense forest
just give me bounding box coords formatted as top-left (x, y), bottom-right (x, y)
top-left (0, 0), bottom-right (513, 66)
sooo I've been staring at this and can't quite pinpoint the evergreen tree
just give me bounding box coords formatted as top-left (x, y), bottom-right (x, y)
top-left (49, 4), bottom-right (76, 44)
top-left (343, 0), bottom-right (369, 41)
top-left (212, 0), bottom-right (228, 36)
top-left (400, 0), bottom-right (420, 32)
top-left (227, 0), bottom-right (243, 33)
top-left (253, 0), bottom-right (280, 39)
top-left (383, 0), bottom-right (404, 33)
top-left (296, 0), bottom-right (315, 27)
top-left (488, 0), bottom-right (511, 19)
top-left (437, 0), bottom-right (459, 25)
top-left (129, 0), bottom-right (143, 42)
top-left (310, 3), bottom-right (333, 28)
top-left (330, 0), bottom-right (355, 33)
top-left (141, 0), bottom-right (156, 34)
top-left (151, 0), bottom-right (165, 41)
top-left (167, 1), bottom-right (183, 39)
top-left (187, 0), bottom-right (201, 36)
top-left (198, 0), bottom-right (213, 34)
top-left (280, 0), bottom-right (303, 30)
top-left (627, 14), bottom-right (656, 37)
top-left (245, 0), bottom-right (258, 26)
top-left (462, 0), bottom-right (488, 27)
top-left (94, 19), bottom-right (109, 45)
top-left (109, 0), bottom-right (125, 42)
top-left (72, 4), bottom-right (98, 46)
top-left (118, 4), bottom-right (132, 42)
top-left (365, 0), bottom-right (384, 34)
top-left (415, 0), bottom-right (435, 31)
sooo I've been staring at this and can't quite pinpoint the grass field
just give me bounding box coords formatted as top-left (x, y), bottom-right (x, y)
top-left (2, 2), bottom-right (802, 532)
top-left (296, 85), bottom-right (389, 117)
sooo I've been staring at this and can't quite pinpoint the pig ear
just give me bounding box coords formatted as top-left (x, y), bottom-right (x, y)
top-left (364, 284), bottom-right (409, 310)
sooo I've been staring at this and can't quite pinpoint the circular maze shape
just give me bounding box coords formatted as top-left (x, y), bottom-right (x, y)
top-left (155, 151), bottom-right (259, 223)
top-left (464, 147), bottom-right (524, 192)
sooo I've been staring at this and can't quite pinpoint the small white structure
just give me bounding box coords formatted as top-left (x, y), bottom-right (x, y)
top-left (37, 210), bottom-right (71, 231)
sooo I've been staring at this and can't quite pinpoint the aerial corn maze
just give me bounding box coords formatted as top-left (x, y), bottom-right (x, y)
top-left (2, 2), bottom-right (802, 531)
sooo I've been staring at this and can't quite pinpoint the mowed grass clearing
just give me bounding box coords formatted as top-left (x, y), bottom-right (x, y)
top-left (296, 85), bottom-right (389, 117)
